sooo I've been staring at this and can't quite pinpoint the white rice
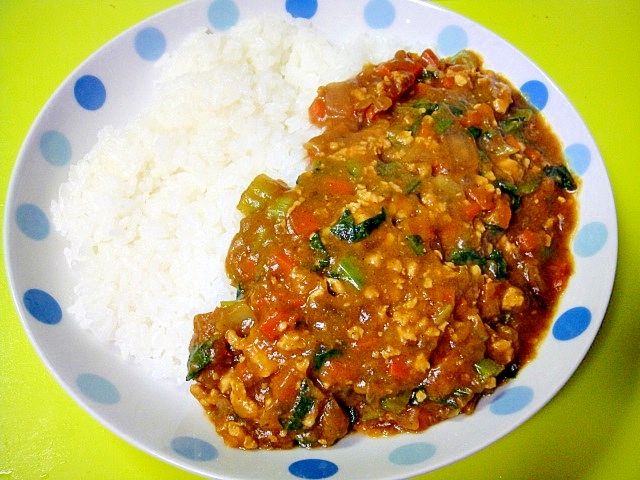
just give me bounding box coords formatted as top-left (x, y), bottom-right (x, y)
top-left (51, 14), bottom-right (414, 382)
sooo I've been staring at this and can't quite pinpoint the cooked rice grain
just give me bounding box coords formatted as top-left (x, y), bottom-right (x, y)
top-left (51, 15), bottom-right (413, 382)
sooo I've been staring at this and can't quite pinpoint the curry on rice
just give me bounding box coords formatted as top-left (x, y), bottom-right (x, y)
top-left (187, 49), bottom-right (578, 449)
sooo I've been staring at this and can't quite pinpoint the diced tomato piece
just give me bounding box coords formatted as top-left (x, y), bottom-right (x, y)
top-left (237, 254), bottom-right (257, 279)
top-left (466, 184), bottom-right (495, 211)
top-left (323, 177), bottom-right (354, 196)
top-left (442, 76), bottom-right (455, 89)
top-left (309, 96), bottom-right (326, 125)
top-left (438, 286), bottom-right (456, 306)
top-left (259, 309), bottom-right (295, 341)
top-left (504, 134), bottom-right (522, 151)
top-left (289, 205), bottom-right (321, 238)
top-left (546, 260), bottom-right (572, 292)
top-left (320, 359), bottom-right (357, 386)
top-left (413, 82), bottom-right (430, 97)
top-left (462, 200), bottom-right (482, 221)
top-left (484, 196), bottom-right (512, 230)
top-left (432, 163), bottom-right (448, 175)
top-left (524, 146), bottom-right (542, 162)
top-left (270, 366), bottom-right (303, 404)
top-left (388, 357), bottom-right (411, 380)
top-left (269, 249), bottom-right (295, 276)
top-left (405, 216), bottom-right (436, 244)
top-left (515, 229), bottom-right (543, 254)
top-left (459, 108), bottom-right (483, 128)
top-left (421, 48), bottom-right (440, 67)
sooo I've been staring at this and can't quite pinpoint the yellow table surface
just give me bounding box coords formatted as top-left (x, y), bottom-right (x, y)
top-left (2, 1), bottom-right (639, 479)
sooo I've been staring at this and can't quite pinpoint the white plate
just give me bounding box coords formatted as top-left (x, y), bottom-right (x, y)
top-left (4, 0), bottom-right (617, 479)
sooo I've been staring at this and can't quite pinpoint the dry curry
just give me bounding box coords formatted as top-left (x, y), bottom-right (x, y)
top-left (187, 49), bottom-right (578, 449)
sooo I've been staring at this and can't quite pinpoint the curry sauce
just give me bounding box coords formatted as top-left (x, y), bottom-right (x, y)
top-left (188, 49), bottom-right (578, 449)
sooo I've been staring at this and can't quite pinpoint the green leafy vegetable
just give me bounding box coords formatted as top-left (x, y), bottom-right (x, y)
top-left (330, 255), bottom-right (366, 290)
top-left (409, 386), bottom-right (467, 410)
top-left (313, 345), bottom-right (343, 370)
top-left (309, 232), bottom-right (326, 252)
top-left (450, 248), bottom-right (486, 266)
top-left (486, 248), bottom-right (508, 279)
top-left (451, 247), bottom-right (508, 279)
top-left (309, 232), bottom-right (331, 272)
top-left (500, 108), bottom-right (532, 134)
top-left (411, 100), bottom-right (439, 114)
top-left (406, 234), bottom-right (426, 256)
top-left (479, 130), bottom-right (519, 156)
top-left (517, 174), bottom-right (542, 195)
top-left (330, 209), bottom-right (386, 243)
top-left (281, 379), bottom-right (315, 431)
top-left (418, 69), bottom-right (439, 82)
top-left (467, 126), bottom-right (482, 139)
top-left (543, 165), bottom-right (577, 191)
top-left (409, 101), bottom-right (439, 136)
top-left (186, 339), bottom-right (215, 381)
top-left (432, 106), bottom-right (455, 134)
top-left (494, 178), bottom-right (522, 210)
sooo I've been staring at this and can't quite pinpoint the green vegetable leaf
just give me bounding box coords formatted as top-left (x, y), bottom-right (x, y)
top-left (309, 232), bottom-right (331, 272)
top-left (330, 255), bottom-right (366, 290)
top-left (406, 234), bottom-right (426, 256)
top-left (186, 339), bottom-right (215, 381)
top-left (450, 248), bottom-right (486, 266)
top-left (500, 108), bottom-right (532, 134)
top-left (467, 126), bottom-right (482, 139)
top-left (280, 379), bottom-right (315, 431)
top-left (543, 165), bottom-right (577, 191)
top-left (432, 106), bottom-right (454, 134)
top-left (486, 248), bottom-right (508, 279)
top-left (330, 209), bottom-right (386, 243)
top-left (411, 100), bottom-right (439, 115)
top-left (313, 345), bottom-right (342, 370)
top-left (494, 178), bottom-right (522, 210)
top-left (418, 69), bottom-right (439, 82)
top-left (309, 232), bottom-right (326, 252)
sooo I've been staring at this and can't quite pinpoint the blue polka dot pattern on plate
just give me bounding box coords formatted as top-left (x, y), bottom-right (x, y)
top-left (520, 80), bottom-right (548, 110)
top-left (134, 27), bottom-right (167, 61)
top-left (364, 0), bottom-right (395, 29)
top-left (39, 130), bottom-right (72, 166)
top-left (15, 203), bottom-right (50, 240)
top-left (490, 385), bottom-right (534, 415)
top-left (389, 442), bottom-right (436, 465)
top-left (74, 75), bottom-right (106, 111)
top-left (564, 143), bottom-right (591, 176)
top-left (171, 436), bottom-right (217, 461)
top-left (436, 25), bottom-right (468, 56)
top-left (23, 289), bottom-right (62, 325)
top-left (207, 0), bottom-right (240, 30)
top-left (76, 373), bottom-right (121, 404)
top-left (286, 0), bottom-right (318, 19)
top-left (288, 459), bottom-right (339, 479)
top-left (573, 221), bottom-right (608, 257)
top-left (553, 306), bottom-right (591, 341)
